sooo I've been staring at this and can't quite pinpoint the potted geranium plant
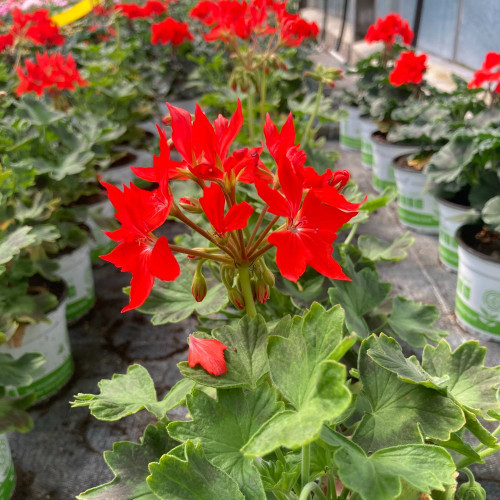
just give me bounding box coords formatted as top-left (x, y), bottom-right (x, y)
top-left (70, 102), bottom-right (500, 500)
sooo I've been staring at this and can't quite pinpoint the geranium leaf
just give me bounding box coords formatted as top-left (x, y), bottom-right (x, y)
top-left (321, 428), bottom-right (456, 500)
top-left (16, 94), bottom-right (66, 126)
top-left (430, 433), bottom-right (483, 463)
top-left (71, 365), bottom-right (193, 421)
top-left (147, 440), bottom-right (245, 500)
top-left (358, 232), bottom-right (414, 262)
top-left (179, 315), bottom-right (270, 389)
top-left (0, 226), bottom-right (36, 268)
top-left (137, 268), bottom-right (227, 324)
top-left (78, 423), bottom-right (177, 499)
top-left (0, 352), bottom-right (46, 387)
top-left (482, 195), bottom-right (500, 232)
top-left (242, 304), bottom-right (351, 456)
top-left (328, 255), bottom-right (391, 338)
top-left (353, 336), bottom-right (465, 451)
top-left (0, 392), bottom-right (37, 433)
top-left (387, 297), bottom-right (448, 347)
top-left (168, 385), bottom-right (283, 499)
top-left (422, 340), bottom-right (500, 419)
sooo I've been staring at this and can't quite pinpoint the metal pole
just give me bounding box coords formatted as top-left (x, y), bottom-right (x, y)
top-left (412, 0), bottom-right (424, 47)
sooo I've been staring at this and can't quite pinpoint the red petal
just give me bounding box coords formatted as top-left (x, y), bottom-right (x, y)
top-left (199, 183), bottom-right (225, 233)
top-left (192, 104), bottom-right (217, 165)
top-left (122, 259), bottom-right (155, 312)
top-left (148, 236), bottom-right (180, 281)
top-left (167, 103), bottom-right (193, 164)
top-left (218, 99), bottom-right (243, 160)
top-left (223, 201), bottom-right (254, 232)
top-left (255, 179), bottom-right (289, 217)
top-left (188, 335), bottom-right (228, 376)
top-left (268, 230), bottom-right (310, 282)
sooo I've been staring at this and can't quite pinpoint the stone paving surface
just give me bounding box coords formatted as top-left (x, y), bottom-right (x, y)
top-left (7, 146), bottom-right (500, 499)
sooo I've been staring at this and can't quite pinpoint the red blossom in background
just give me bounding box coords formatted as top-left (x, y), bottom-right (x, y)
top-left (389, 50), bottom-right (427, 86)
top-left (468, 51), bottom-right (500, 93)
top-left (151, 17), bottom-right (193, 45)
top-left (101, 182), bottom-right (180, 312)
top-left (114, 1), bottom-right (169, 19)
top-left (278, 13), bottom-right (319, 47)
top-left (365, 12), bottom-right (413, 47)
top-left (2, 8), bottom-right (65, 51)
top-left (15, 52), bottom-right (87, 97)
top-left (188, 335), bottom-right (228, 376)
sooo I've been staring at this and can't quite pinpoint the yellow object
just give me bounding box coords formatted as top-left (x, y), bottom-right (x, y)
top-left (51, 0), bottom-right (103, 27)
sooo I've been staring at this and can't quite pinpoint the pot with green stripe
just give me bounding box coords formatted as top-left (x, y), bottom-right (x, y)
top-left (0, 434), bottom-right (15, 500)
top-left (55, 244), bottom-right (95, 323)
top-left (371, 132), bottom-right (416, 193)
top-left (0, 299), bottom-right (73, 401)
top-left (339, 105), bottom-right (361, 151)
top-left (359, 117), bottom-right (377, 169)
top-left (455, 224), bottom-right (500, 342)
top-left (436, 196), bottom-right (471, 272)
top-left (394, 157), bottom-right (438, 234)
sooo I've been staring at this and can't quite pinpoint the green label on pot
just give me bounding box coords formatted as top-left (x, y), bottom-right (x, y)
top-left (56, 245), bottom-right (95, 321)
top-left (373, 173), bottom-right (396, 191)
top-left (340, 133), bottom-right (361, 150)
top-left (361, 148), bottom-right (373, 167)
top-left (439, 243), bottom-right (458, 269)
top-left (0, 435), bottom-right (15, 500)
top-left (398, 206), bottom-right (439, 227)
top-left (455, 252), bottom-right (500, 339)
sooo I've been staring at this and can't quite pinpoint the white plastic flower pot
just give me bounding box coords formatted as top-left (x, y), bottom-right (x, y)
top-left (455, 224), bottom-right (500, 342)
top-left (0, 434), bottom-right (15, 500)
top-left (371, 132), bottom-right (417, 192)
top-left (359, 117), bottom-right (377, 169)
top-left (86, 198), bottom-right (116, 263)
top-left (55, 245), bottom-right (95, 322)
top-left (394, 161), bottom-right (438, 234)
top-left (436, 197), bottom-right (471, 272)
top-left (339, 105), bottom-right (361, 151)
top-left (0, 299), bottom-right (73, 401)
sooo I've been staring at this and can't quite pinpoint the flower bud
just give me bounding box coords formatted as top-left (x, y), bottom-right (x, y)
top-left (191, 269), bottom-right (207, 302)
top-left (228, 287), bottom-right (245, 310)
top-left (330, 169), bottom-right (350, 191)
top-left (220, 264), bottom-right (235, 289)
top-left (255, 279), bottom-right (270, 304)
top-left (458, 481), bottom-right (486, 500)
top-left (262, 265), bottom-right (275, 287)
top-left (179, 196), bottom-right (203, 214)
top-left (161, 114), bottom-right (171, 125)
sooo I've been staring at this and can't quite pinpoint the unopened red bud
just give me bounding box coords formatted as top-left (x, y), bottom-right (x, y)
top-left (179, 197), bottom-right (203, 214)
top-left (161, 114), bottom-right (171, 125)
top-left (262, 266), bottom-right (275, 287)
top-left (228, 288), bottom-right (245, 310)
top-left (330, 169), bottom-right (350, 190)
top-left (191, 270), bottom-right (207, 302)
top-left (255, 280), bottom-right (269, 304)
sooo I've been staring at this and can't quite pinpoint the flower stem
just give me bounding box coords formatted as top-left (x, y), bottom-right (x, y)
top-left (168, 245), bottom-right (232, 264)
top-left (238, 264), bottom-right (257, 317)
top-left (343, 223), bottom-right (359, 246)
top-left (301, 443), bottom-right (311, 490)
top-left (301, 81), bottom-right (324, 146)
top-left (247, 91), bottom-right (255, 144)
top-left (246, 215), bottom-right (280, 256)
top-left (259, 70), bottom-right (267, 128)
top-left (249, 242), bottom-right (273, 262)
top-left (456, 443), bottom-right (500, 470)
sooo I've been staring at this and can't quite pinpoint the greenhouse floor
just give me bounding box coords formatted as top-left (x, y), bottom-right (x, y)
top-left (9, 144), bottom-right (500, 499)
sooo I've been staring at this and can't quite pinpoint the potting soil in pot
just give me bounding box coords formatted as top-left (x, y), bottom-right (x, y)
top-left (0, 435), bottom-right (15, 500)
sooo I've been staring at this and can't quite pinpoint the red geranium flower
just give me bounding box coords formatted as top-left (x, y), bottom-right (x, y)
top-left (15, 52), bottom-right (88, 97)
top-left (188, 335), bottom-right (228, 376)
top-left (468, 52), bottom-right (500, 93)
top-left (114, 1), bottom-right (168, 19)
top-left (101, 182), bottom-right (180, 312)
top-left (365, 12), bottom-right (413, 47)
top-left (199, 183), bottom-right (254, 235)
top-left (278, 13), bottom-right (319, 47)
top-left (389, 50), bottom-right (427, 86)
top-left (151, 17), bottom-right (193, 45)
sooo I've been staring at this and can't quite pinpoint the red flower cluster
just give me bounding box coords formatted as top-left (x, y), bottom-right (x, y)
top-left (102, 102), bottom-right (362, 312)
top-left (114, 1), bottom-right (169, 19)
top-left (0, 8), bottom-right (64, 52)
top-left (15, 52), bottom-right (88, 97)
top-left (468, 52), bottom-right (500, 93)
top-left (365, 12), bottom-right (413, 47)
top-left (189, 0), bottom-right (318, 45)
top-left (389, 50), bottom-right (427, 86)
top-left (151, 17), bottom-right (193, 45)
